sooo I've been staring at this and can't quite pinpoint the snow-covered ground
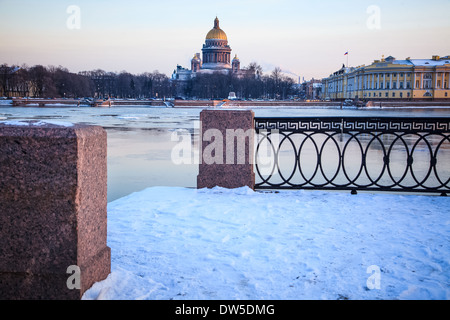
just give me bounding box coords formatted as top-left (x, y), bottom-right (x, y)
top-left (82, 186), bottom-right (449, 300)
top-left (0, 120), bottom-right (74, 127)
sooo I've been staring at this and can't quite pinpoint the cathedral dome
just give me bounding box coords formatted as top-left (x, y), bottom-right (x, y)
top-left (205, 17), bottom-right (227, 40)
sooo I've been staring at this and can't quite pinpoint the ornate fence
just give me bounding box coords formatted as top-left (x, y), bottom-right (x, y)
top-left (254, 117), bottom-right (450, 195)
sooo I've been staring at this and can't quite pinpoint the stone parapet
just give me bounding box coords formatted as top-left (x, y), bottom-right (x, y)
top-left (0, 122), bottom-right (110, 299)
top-left (197, 110), bottom-right (255, 189)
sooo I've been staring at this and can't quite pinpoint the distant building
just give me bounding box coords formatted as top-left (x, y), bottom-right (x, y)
top-left (0, 66), bottom-right (33, 97)
top-left (301, 78), bottom-right (322, 100)
top-left (322, 55), bottom-right (450, 100)
top-left (171, 17), bottom-right (255, 95)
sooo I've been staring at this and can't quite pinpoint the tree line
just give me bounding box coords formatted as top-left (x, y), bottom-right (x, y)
top-left (1, 64), bottom-right (93, 98)
top-left (182, 64), bottom-right (298, 100)
top-left (0, 64), bottom-right (173, 99)
top-left (1, 63), bottom-right (299, 100)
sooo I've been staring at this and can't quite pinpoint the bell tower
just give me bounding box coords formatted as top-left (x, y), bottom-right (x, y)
top-left (191, 53), bottom-right (202, 72)
top-left (232, 54), bottom-right (240, 73)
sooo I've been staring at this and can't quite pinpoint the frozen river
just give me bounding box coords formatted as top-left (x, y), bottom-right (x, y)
top-left (1, 103), bottom-right (449, 202)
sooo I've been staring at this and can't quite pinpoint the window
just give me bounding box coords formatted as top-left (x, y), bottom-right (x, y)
top-left (385, 92), bottom-right (388, 97)
top-left (416, 80), bottom-right (420, 88)
top-left (445, 92), bottom-right (448, 97)
top-left (407, 82), bottom-right (411, 89)
top-left (423, 73), bottom-right (432, 89)
top-left (387, 82), bottom-right (390, 89)
top-left (369, 93), bottom-right (371, 97)
top-left (437, 80), bottom-right (441, 88)
top-left (400, 73), bottom-right (404, 77)
top-left (400, 82), bottom-right (403, 89)
top-left (393, 73), bottom-right (397, 77)
top-left (400, 92), bottom-right (403, 98)
top-left (392, 92), bottom-right (396, 97)
top-left (393, 82), bottom-right (397, 89)
top-left (407, 92), bottom-right (411, 98)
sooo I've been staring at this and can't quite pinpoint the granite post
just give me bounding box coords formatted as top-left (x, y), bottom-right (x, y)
top-left (197, 110), bottom-right (255, 189)
top-left (0, 122), bottom-right (111, 300)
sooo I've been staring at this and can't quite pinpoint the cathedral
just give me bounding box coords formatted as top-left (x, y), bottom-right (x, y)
top-left (171, 17), bottom-right (253, 83)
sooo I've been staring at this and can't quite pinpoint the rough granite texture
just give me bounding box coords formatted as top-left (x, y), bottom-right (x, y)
top-left (197, 110), bottom-right (255, 189)
top-left (0, 122), bottom-right (110, 300)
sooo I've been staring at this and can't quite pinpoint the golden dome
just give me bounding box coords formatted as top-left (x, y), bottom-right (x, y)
top-left (205, 17), bottom-right (227, 40)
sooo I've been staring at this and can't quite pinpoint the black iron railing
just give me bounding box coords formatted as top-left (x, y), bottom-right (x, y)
top-left (254, 117), bottom-right (450, 195)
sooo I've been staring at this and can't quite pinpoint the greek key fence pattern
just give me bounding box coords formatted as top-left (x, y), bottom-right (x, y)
top-left (254, 117), bottom-right (450, 195)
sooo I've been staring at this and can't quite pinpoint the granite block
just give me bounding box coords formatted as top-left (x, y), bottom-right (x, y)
top-left (197, 110), bottom-right (255, 189)
top-left (0, 122), bottom-right (110, 299)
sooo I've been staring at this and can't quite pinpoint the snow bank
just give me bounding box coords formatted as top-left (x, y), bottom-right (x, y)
top-left (0, 120), bottom-right (74, 127)
top-left (0, 120), bottom-right (30, 126)
top-left (33, 120), bottom-right (74, 127)
top-left (83, 187), bottom-right (450, 300)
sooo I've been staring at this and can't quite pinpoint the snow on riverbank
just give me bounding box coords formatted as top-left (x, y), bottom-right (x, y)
top-left (83, 187), bottom-right (449, 300)
top-left (0, 120), bottom-right (74, 127)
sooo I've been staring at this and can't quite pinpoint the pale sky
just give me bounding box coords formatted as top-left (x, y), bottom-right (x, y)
top-left (1, 0), bottom-right (449, 80)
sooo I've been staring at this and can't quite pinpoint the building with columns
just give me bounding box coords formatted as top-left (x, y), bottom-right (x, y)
top-left (172, 17), bottom-right (254, 84)
top-left (322, 55), bottom-right (450, 101)
top-left (201, 17), bottom-right (232, 71)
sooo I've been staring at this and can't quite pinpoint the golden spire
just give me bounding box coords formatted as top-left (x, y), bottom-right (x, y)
top-left (206, 17), bottom-right (227, 40)
top-left (214, 16), bottom-right (219, 29)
